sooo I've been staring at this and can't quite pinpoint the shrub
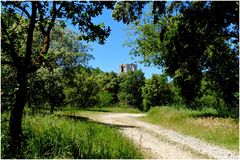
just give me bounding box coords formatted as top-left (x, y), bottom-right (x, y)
top-left (118, 70), bottom-right (145, 111)
top-left (96, 91), bottom-right (113, 107)
top-left (193, 95), bottom-right (237, 118)
top-left (195, 95), bottom-right (219, 109)
top-left (142, 74), bottom-right (174, 111)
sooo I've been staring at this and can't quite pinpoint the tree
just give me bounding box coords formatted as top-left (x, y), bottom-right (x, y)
top-left (27, 26), bottom-right (92, 114)
top-left (1, 1), bottom-right (115, 155)
top-left (64, 67), bottom-right (99, 109)
top-left (112, 1), bottom-right (165, 25)
top-left (118, 70), bottom-right (145, 110)
top-left (142, 74), bottom-right (173, 111)
top-left (27, 67), bottom-right (65, 114)
top-left (95, 71), bottom-right (120, 105)
top-left (118, 1), bottom-right (239, 109)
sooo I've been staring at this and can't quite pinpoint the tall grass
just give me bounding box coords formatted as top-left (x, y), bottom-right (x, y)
top-left (87, 105), bottom-right (142, 113)
top-left (1, 114), bottom-right (142, 159)
top-left (141, 106), bottom-right (239, 152)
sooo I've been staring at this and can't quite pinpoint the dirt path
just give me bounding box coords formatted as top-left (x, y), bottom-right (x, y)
top-left (84, 113), bottom-right (238, 159)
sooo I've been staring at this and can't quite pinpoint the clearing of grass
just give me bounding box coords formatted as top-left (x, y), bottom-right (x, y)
top-left (1, 114), bottom-right (142, 159)
top-left (67, 111), bottom-right (238, 159)
top-left (140, 106), bottom-right (239, 152)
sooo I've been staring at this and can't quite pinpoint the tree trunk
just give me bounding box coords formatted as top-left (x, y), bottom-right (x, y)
top-left (50, 104), bottom-right (54, 114)
top-left (9, 71), bottom-right (27, 157)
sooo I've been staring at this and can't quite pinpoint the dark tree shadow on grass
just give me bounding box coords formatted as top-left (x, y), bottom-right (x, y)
top-left (57, 114), bottom-right (138, 129)
top-left (86, 109), bottom-right (110, 112)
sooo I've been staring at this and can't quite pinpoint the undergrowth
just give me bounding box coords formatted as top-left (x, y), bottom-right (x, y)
top-left (1, 114), bottom-right (142, 159)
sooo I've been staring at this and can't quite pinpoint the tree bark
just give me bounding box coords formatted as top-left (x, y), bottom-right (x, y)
top-left (9, 71), bottom-right (27, 157)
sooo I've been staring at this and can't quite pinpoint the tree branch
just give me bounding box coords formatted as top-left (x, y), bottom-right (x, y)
top-left (10, 2), bottom-right (31, 19)
top-left (47, 1), bottom-right (64, 34)
top-left (1, 40), bottom-right (21, 69)
top-left (24, 1), bottom-right (37, 67)
top-left (1, 19), bottom-right (21, 69)
top-left (1, 61), bottom-right (15, 66)
top-left (8, 11), bottom-right (24, 34)
top-left (36, 2), bottom-right (47, 35)
top-left (29, 2), bottom-right (65, 73)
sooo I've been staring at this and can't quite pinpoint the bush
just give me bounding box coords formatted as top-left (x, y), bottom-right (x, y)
top-left (193, 95), bottom-right (238, 118)
top-left (118, 70), bottom-right (145, 111)
top-left (195, 95), bottom-right (220, 109)
top-left (142, 74), bottom-right (174, 111)
top-left (96, 91), bottom-right (113, 107)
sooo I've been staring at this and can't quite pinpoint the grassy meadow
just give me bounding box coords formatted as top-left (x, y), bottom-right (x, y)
top-left (141, 106), bottom-right (239, 152)
top-left (1, 113), bottom-right (142, 159)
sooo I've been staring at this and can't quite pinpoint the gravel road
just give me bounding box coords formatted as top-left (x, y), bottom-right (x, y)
top-left (84, 113), bottom-right (239, 159)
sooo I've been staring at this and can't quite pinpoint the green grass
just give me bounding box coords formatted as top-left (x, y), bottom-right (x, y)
top-left (87, 106), bottom-right (142, 113)
top-left (58, 105), bottom-right (142, 115)
top-left (54, 106), bottom-right (142, 120)
top-left (1, 114), bottom-right (142, 159)
top-left (141, 106), bottom-right (239, 152)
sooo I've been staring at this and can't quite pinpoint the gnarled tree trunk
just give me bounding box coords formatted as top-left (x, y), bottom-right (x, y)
top-left (9, 71), bottom-right (27, 156)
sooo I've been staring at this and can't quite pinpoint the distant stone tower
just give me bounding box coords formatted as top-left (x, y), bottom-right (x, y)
top-left (120, 63), bottom-right (137, 73)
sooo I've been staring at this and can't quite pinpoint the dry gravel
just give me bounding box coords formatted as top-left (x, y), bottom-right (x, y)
top-left (85, 113), bottom-right (239, 159)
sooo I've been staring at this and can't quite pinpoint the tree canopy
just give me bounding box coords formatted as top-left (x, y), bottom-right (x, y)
top-left (1, 1), bottom-right (115, 156)
top-left (121, 1), bottom-right (239, 108)
top-left (1, 1), bottom-right (239, 157)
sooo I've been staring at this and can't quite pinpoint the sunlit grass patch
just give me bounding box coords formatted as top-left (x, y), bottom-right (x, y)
top-left (87, 106), bottom-right (142, 113)
top-left (141, 106), bottom-right (239, 152)
top-left (1, 114), bottom-right (142, 159)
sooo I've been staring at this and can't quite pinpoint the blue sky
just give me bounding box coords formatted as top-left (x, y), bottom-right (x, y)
top-left (88, 9), bottom-right (161, 78)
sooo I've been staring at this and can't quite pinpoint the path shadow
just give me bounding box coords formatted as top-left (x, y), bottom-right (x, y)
top-left (57, 114), bottom-right (90, 122)
top-left (86, 109), bottom-right (110, 112)
top-left (191, 112), bottom-right (221, 119)
top-left (95, 121), bottom-right (138, 129)
top-left (57, 114), bottom-right (137, 129)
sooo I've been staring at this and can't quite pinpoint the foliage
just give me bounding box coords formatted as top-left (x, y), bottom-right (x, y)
top-left (94, 71), bottom-right (120, 104)
top-left (169, 82), bottom-right (183, 104)
top-left (48, 26), bottom-right (94, 69)
top-left (193, 77), bottom-right (238, 118)
top-left (123, 1), bottom-right (239, 110)
top-left (1, 1), bottom-right (116, 153)
top-left (118, 70), bottom-right (145, 110)
top-left (112, 1), bottom-right (165, 24)
top-left (63, 68), bottom-right (99, 109)
top-left (27, 67), bottom-right (65, 114)
top-left (26, 26), bottom-right (94, 113)
top-left (96, 91), bottom-right (113, 107)
top-left (1, 65), bottom-right (17, 112)
top-left (142, 74), bottom-right (173, 111)
top-left (1, 114), bottom-right (142, 159)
